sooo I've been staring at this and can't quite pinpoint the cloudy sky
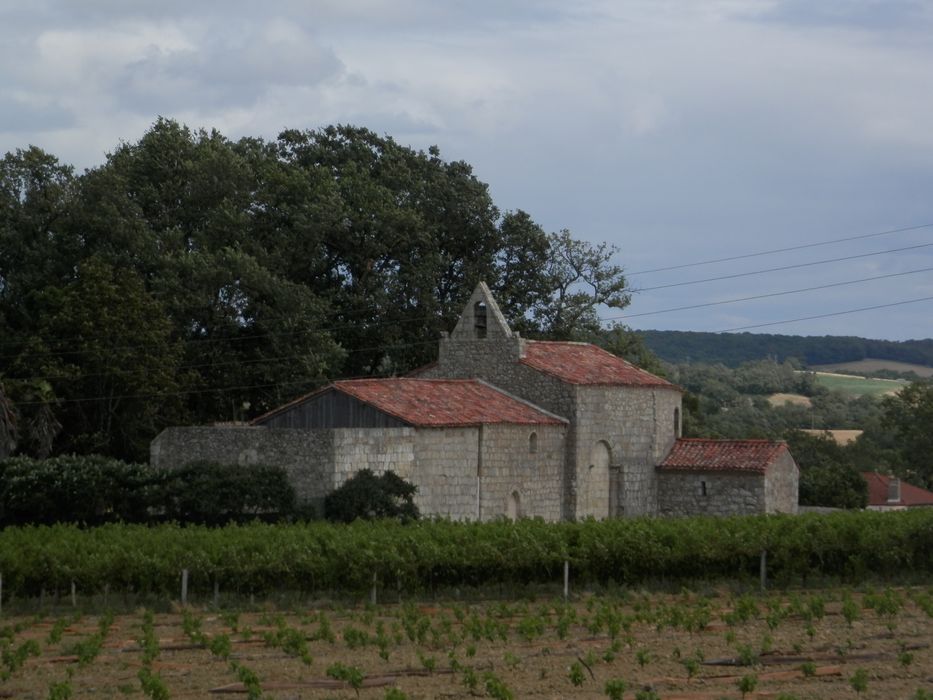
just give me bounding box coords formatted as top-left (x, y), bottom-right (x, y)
top-left (2, 0), bottom-right (932, 341)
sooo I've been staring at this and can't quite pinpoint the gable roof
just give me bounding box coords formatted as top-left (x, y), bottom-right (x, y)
top-left (520, 341), bottom-right (676, 388)
top-left (862, 472), bottom-right (933, 507)
top-left (658, 439), bottom-right (791, 474)
top-left (253, 378), bottom-right (566, 428)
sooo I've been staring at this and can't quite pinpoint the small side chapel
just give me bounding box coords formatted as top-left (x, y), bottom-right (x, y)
top-left (151, 283), bottom-right (799, 520)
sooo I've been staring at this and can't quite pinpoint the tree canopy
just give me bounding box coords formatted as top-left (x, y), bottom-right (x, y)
top-left (0, 120), bottom-right (633, 461)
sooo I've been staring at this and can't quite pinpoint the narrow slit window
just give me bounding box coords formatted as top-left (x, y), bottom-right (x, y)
top-left (701, 480), bottom-right (708, 497)
top-left (474, 301), bottom-right (487, 338)
top-left (529, 431), bottom-right (538, 454)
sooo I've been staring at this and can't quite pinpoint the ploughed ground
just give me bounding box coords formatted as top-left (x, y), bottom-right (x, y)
top-left (3, 586), bottom-right (932, 699)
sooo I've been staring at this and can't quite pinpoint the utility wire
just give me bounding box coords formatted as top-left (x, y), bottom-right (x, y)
top-left (21, 264), bottom-right (933, 383)
top-left (6, 338), bottom-right (440, 386)
top-left (627, 222), bottom-right (933, 275)
top-left (6, 240), bottom-right (930, 360)
top-left (606, 266), bottom-right (933, 321)
top-left (716, 295), bottom-right (933, 333)
top-left (636, 242), bottom-right (933, 292)
top-left (0, 312), bottom-right (444, 361)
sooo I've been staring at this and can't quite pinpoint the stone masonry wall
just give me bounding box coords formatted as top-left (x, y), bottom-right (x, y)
top-left (332, 428), bottom-right (416, 487)
top-left (411, 427), bottom-right (480, 520)
top-left (479, 423), bottom-right (564, 521)
top-left (764, 451), bottom-right (800, 514)
top-left (424, 337), bottom-right (576, 517)
top-left (573, 386), bottom-right (681, 518)
top-left (150, 426), bottom-right (334, 505)
top-left (657, 471), bottom-right (765, 516)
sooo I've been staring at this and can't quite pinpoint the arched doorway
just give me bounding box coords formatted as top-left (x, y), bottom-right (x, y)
top-left (578, 441), bottom-right (611, 519)
top-left (507, 490), bottom-right (521, 521)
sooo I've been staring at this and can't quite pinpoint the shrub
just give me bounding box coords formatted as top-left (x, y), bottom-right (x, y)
top-left (0, 455), bottom-right (296, 526)
top-left (324, 469), bottom-right (418, 523)
top-left (158, 461), bottom-right (296, 525)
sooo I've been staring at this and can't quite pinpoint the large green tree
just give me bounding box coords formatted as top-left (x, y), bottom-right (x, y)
top-left (0, 119), bottom-right (634, 459)
top-left (881, 381), bottom-right (933, 488)
top-left (31, 257), bottom-right (185, 459)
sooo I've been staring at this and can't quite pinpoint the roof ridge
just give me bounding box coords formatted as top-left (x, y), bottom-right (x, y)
top-left (473, 378), bottom-right (569, 424)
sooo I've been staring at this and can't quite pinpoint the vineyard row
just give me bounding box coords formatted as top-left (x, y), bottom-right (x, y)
top-left (1, 510), bottom-right (931, 598)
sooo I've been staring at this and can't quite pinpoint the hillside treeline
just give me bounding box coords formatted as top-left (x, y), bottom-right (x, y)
top-left (641, 330), bottom-right (933, 368)
top-left (0, 120), bottom-right (631, 461)
top-left (671, 358), bottom-right (933, 499)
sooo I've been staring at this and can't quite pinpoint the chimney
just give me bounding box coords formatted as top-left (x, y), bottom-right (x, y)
top-left (887, 477), bottom-right (901, 503)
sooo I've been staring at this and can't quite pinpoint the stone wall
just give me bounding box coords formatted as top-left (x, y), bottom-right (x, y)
top-left (411, 427), bottom-right (480, 520)
top-left (656, 471), bottom-right (765, 516)
top-left (764, 451), bottom-right (800, 514)
top-left (422, 333), bottom-right (576, 518)
top-left (573, 386), bottom-right (681, 518)
top-left (478, 423), bottom-right (564, 521)
top-left (150, 426), bottom-right (334, 505)
top-left (332, 428), bottom-right (416, 487)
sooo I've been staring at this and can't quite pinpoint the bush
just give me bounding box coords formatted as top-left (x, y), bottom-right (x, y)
top-left (324, 469), bottom-right (418, 523)
top-left (0, 455), bottom-right (296, 526)
top-left (0, 455), bottom-right (154, 526)
top-left (158, 461), bottom-right (296, 525)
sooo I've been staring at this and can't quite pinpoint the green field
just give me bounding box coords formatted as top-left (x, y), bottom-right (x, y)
top-left (810, 371), bottom-right (906, 398)
top-left (812, 358), bottom-right (933, 377)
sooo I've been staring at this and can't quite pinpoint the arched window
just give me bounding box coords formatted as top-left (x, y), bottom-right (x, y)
top-left (507, 491), bottom-right (521, 521)
top-left (674, 407), bottom-right (681, 438)
top-left (473, 301), bottom-right (487, 338)
top-left (529, 431), bottom-right (538, 454)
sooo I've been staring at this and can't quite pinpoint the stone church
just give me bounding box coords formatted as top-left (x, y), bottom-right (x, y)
top-left (151, 283), bottom-right (799, 520)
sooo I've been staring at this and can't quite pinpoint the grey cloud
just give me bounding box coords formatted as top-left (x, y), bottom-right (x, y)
top-left (0, 96), bottom-right (74, 133)
top-left (752, 0), bottom-right (932, 32)
top-left (114, 23), bottom-right (343, 113)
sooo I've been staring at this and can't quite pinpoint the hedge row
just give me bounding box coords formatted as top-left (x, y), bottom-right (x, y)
top-left (0, 509), bottom-right (931, 598)
top-left (0, 456), bottom-right (296, 527)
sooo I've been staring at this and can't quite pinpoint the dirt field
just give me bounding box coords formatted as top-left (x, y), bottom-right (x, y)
top-left (799, 429), bottom-right (863, 445)
top-left (3, 586), bottom-right (932, 699)
top-left (766, 393), bottom-right (812, 408)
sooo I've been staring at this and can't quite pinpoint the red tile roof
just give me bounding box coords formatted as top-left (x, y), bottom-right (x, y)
top-left (862, 472), bottom-right (933, 507)
top-left (520, 341), bottom-right (676, 387)
top-left (658, 439), bottom-right (790, 474)
top-left (257, 378), bottom-right (566, 428)
top-left (335, 379), bottom-right (566, 427)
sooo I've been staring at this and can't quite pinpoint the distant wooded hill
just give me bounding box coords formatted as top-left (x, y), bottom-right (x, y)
top-left (639, 330), bottom-right (933, 368)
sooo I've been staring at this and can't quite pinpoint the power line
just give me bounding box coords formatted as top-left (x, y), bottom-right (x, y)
top-left (627, 222), bottom-right (933, 276)
top-left (716, 295), bottom-right (933, 333)
top-left (606, 266), bottom-right (933, 321)
top-left (0, 311), bottom-right (443, 361)
top-left (5, 235), bottom-right (927, 360)
top-left (636, 242), bottom-right (933, 292)
top-left (5, 338), bottom-right (440, 386)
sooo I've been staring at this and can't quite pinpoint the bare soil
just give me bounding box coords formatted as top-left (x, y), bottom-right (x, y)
top-left (767, 394), bottom-right (812, 408)
top-left (3, 587), bottom-right (933, 699)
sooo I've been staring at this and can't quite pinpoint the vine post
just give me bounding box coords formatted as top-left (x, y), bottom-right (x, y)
top-left (563, 560), bottom-right (570, 600)
top-left (370, 572), bottom-right (377, 606)
top-left (760, 550), bottom-right (767, 591)
top-left (181, 569), bottom-right (189, 606)
top-left (71, 581), bottom-right (76, 607)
